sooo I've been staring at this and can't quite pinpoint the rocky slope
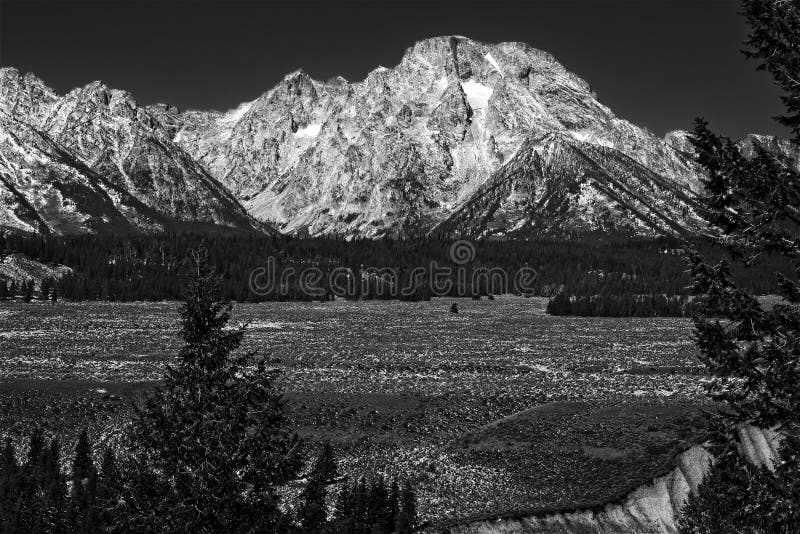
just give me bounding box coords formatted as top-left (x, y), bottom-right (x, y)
top-left (172, 36), bottom-right (708, 238)
top-left (444, 425), bottom-right (780, 534)
top-left (431, 133), bottom-right (704, 238)
top-left (0, 68), bottom-right (266, 235)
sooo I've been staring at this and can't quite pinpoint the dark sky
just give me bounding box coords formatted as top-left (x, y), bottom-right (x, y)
top-left (0, 0), bottom-right (789, 139)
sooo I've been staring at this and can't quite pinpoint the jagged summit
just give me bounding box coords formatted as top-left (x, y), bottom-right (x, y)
top-left (176, 35), bottom-right (578, 117)
top-left (169, 35), bottom-right (707, 237)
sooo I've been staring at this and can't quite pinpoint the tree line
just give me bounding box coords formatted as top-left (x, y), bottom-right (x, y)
top-left (0, 232), bottom-right (791, 303)
top-left (545, 291), bottom-right (700, 317)
top-left (543, 269), bottom-right (707, 317)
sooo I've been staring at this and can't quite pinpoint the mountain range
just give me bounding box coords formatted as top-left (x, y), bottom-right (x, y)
top-left (0, 36), bottom-right (795, 238)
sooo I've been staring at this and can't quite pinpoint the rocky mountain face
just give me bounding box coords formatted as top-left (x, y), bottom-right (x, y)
top-left (432, 133), bottom-right (703, 238)
top-left (1, 36), bottom-right (795, 237)
top-left (0, 68), bottom-right (265, 235)
top-left (171, 36), bottom-right (710, 238)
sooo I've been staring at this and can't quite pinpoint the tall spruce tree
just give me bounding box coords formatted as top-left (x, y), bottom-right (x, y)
top-left (680, 0), bottom-right (800, 531)
top-left (394, 481), bottom-right (417, 534)
top-left (67, 430), bottom-right (99, 534)
top-left (688, 0), bottom-right (800, 431)
top-left (71, 429), bottom-right (93, 484)
top-left (298, 477), bottom-right (327, 532)
top-left (131, 245), bottom-right (300, 533)
top-left (298, 441), bottom-right (339, 532)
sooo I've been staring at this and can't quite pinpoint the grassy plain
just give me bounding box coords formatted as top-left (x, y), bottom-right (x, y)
top-left (0, 298), bottom-right (713, 524)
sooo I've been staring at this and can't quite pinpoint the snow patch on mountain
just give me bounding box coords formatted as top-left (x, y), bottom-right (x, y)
top-left (294, 122), bottom-right (322, 138)
top-left (570, 130), bottom-right (614, 148)
top-left (485, 53), bottom-right (504, 77)
top-left (460, 80), bottom-right (493, 109)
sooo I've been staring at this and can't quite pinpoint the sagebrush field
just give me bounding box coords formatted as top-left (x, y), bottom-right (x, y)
top-left (0, 298), bottom-right (713, 525)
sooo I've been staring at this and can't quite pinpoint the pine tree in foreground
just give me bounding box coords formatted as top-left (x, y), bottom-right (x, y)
top-left (395, 481), bottom-right (418, 534)
top-left (681, 0), bottom-right (800, 530)
top-left (130, 245), bottom-right (300, 533)
top-left (298, 442), bottom-right (338, 532)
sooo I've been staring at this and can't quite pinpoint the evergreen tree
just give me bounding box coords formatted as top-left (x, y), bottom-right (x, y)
top-left (298, 442), bottom-right (338, 532)
top-left (98, 447), bottom-right (116, 493)
top-left (27, 428), bottom-right (44, 468)
top-left (313, 441), bottom-right (338, 485)
top-left (682, 0), bottom-right (800, 529)
top-left (688, 0), bottom-right (800, 432)
top-left (71, 429), bottom-right (93, 484)
top-left (368, 478), bottom-right (391, 533)
top-left (678, 446), bottom-right (755, 533)
top-left (394, 481), bottom-right (417, 534)
top-left (388, 479), bottom-right (400, 528)
top-left (95, 446), bottom-right (119, 526)
top-left (679, 435), bottom-right (800, 533)
top-left (66, 430), bottom-right (98, 533)
top-left (298, 476), bottom-right (328, 532)
top-left (0, 438), bottom-right (15, 472)
top-left (131, 245), bottom-right (300, 533)
top-left (332, 478), bottom-right (354, 522)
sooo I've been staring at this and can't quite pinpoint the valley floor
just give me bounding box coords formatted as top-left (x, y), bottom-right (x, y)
top-left (0, 297), bottom-right (714, 524)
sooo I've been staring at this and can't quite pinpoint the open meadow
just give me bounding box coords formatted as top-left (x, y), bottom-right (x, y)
top-left (0, 297), bottom-right (714, 525)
